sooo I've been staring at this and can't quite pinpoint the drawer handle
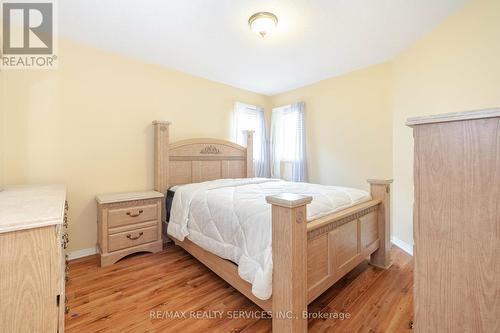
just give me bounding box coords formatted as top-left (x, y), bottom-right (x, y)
top-left (126, 232), bottom-right (144, 240)
top-left (126, 209), bottom-right (144, 218)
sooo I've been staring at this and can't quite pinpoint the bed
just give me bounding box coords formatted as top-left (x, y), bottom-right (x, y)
top-left (153, 120), bottom-right (392, 332)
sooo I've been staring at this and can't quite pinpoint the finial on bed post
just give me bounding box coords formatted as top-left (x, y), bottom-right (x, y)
top-left (153, 121), bottom-right (171, 195)
top-left (244, 130), bottom-right (254, 177)
top-left (266, 193), bottom-right (312, 333)
top-left (367, 179), bottom-right (393, 269)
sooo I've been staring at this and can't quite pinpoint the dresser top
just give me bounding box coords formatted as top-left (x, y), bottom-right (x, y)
top-left (0, 185), bottom-right (66, 234)
top-left (406, 108), bottom-right (500, 126)
top-left (96, 190), bottom-right (164, 204)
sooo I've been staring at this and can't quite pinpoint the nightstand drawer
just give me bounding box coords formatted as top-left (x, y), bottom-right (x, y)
top-left (108, 204), bottom-right (157, 228)
top-left (108, 225), bottom-right (158, 252)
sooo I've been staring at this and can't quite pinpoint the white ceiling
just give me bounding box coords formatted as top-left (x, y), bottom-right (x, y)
top-left (59, 0), bottom-right (467, 95)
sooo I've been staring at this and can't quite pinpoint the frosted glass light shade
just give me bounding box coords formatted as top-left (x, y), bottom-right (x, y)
top-left (248, 12), bottom-right (278, 37)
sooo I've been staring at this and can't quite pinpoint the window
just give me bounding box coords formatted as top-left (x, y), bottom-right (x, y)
top-left (233, 102), bottom-right (269, 177)
top-left (270, 102), bottom-right (307, 182)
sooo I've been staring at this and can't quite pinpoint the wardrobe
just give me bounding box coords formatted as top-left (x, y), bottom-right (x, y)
top-left (407, 109), bottom-right (499, 332)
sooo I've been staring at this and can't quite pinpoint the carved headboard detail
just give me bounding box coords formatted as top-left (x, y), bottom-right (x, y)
top-left (200, 145), bottom-right (221, 154)
top-left (153, 121), bottom-right (254, 195)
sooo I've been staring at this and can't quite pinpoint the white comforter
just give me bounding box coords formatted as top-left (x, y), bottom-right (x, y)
top-left (167, 178), bottom-right (371, 300)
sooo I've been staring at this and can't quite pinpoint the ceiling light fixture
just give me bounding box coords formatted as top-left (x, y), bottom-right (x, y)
top-left (248, 12), bottom-right (278, 38)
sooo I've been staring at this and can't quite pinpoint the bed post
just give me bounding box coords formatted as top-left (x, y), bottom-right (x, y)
top-left (244, 130), bottom-right (254, 177)
top-left (153, 120), bottom-right (171, 195)
top-left (367, 179), bottom-right (393, 269)
top-left (266, 193), bottom-right (312, 333)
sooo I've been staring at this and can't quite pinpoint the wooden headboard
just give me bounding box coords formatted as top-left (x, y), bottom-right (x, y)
top-left (153, 121), bottom-right (254, 194)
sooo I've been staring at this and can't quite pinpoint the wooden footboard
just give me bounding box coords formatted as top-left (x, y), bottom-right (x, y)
top-left (170, 180), bottom-right (391, 333)
top-left (266, 179), bottom-right (392, 332)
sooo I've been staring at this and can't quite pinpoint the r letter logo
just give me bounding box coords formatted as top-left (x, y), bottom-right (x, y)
top-left (1, 0), bottom-right (57, 69)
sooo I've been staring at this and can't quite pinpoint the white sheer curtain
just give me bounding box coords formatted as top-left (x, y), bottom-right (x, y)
top-left (233, 102), bottom-right (270, 177)
top-left (270, 102), bottom-right (307, 182)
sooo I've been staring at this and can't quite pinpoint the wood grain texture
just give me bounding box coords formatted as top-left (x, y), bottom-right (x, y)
top-left (306, 199), bottom-right (380, 235)
top-left (406, 108), bottom-right (500, 126)
top-left (245, 130), bottom-right (254, 177)
top-left (108, 220), bottom-right (158, 235)
top-left (99, 240), bottom-right (163, 267)
top-left (167, 190), bottom-right (388, 332)
top-left (97, 193), bottom-right (163, 267)
top-left (107, 204), bottom-right (158, 228)
top-left (152, 121), bottom-right (253, 217)
top-left (170, 138), bottom-right (247, 155)
top-left (0, 226), bottom-right (59, 333)
top-left (153, 121), bottom-right (171, 195)
top-left (412, 117), bottom-right (500, 333)
top-left (333, 220), bottom-right (359, 273)
top-left (306, 213), bottom-right (380, 304)
top-left (108, 225), bottom-right (158, 252)
top-left (360, 211), bottom-right (378, 248)
top-left (152, 122), bottom-right (394, 332)
top-left (169, 200), bottom-right (383, 312)
top-left (0, 186), bottom-right (66, 332)
top-left (307, 234), bottom-right (329, 289)
top-left (173, 237), bottom-right (272, 311)
top-left (270, 202), bottom-right (309, 333)
top-left (222, 160), bottom-right (247, 179)
top-left (368, 180), bottom-right (392, 269)
top-left (65, 245), bottom-right (413, 333)
top-left (192, 160), bottom-right (222, 182)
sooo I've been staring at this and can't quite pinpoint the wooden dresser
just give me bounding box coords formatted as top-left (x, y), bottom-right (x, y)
top-left (407, 109), bottom-right (499, 333)
top-left (0, 185), bottom-right (68, 333)
top-left (96, 191), bottom-right (164, 267)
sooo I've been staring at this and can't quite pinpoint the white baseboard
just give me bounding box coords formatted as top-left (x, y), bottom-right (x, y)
top-left (67, 246), bottom-right (98, 260)
top-left (391, 236), bottom-right (413, 256)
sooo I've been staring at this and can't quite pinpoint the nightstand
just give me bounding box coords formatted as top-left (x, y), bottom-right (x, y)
top-left (96, 191), bottom-right (164, 267)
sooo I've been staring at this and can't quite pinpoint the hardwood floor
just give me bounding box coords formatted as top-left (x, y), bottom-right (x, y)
top-left (65, 245), bottom-right (413, 333)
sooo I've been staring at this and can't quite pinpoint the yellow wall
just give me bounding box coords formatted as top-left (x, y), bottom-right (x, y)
top-left (391, 0), bottom-right (500, 245)
top-left (3, 42), bottom-right (394, 253)
top-left (3, 0), bottom-right (498, 253)
top-left (269, 0), bottom-right (500, 248)
top-left (2, 39), bottom-right (269, 251)
top-left (270, 63), bottom-right (393, 191)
